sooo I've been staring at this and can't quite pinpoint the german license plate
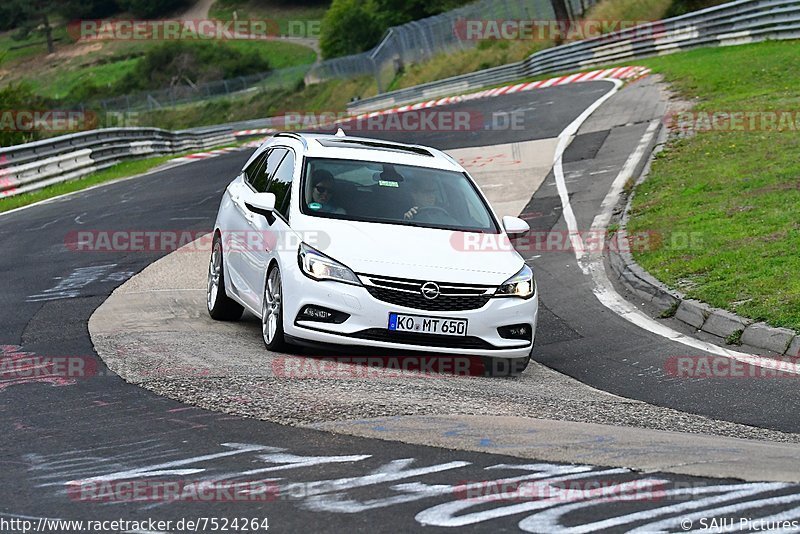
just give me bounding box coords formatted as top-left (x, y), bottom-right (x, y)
top-left (388, 313), bottom-right (468, 336)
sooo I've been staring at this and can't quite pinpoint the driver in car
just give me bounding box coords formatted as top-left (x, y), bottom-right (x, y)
top-left (403, 181), bottom-right (440, 220)
top-left (308, 169), bottom-right (346, 214)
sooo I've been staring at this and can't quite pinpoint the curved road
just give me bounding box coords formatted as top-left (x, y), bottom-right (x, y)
top-left (2, 79), bottom-right (799, 531)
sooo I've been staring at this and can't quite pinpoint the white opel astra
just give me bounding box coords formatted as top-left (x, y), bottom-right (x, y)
top-left (207, 132), bottom-right (538, 375)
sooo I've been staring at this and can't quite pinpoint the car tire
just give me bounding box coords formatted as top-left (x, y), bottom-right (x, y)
top-left (207, 234), bottom-right (244, 321)
top-left (262, 265), bottom-right (288, 352)
top-left (483, 353), bottom-right (531, 377)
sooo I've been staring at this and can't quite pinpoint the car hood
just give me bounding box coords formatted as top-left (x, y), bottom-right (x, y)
top-left (296, 217), bottom-right (524, 285)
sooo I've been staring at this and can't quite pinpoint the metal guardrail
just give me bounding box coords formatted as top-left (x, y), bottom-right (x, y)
top-left (347, 0), bottom-right (800, 113)
top-left (0, 126), bottom-right (234, 198)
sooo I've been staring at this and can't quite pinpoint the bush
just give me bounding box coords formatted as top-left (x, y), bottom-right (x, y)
top-left (115, 42), bottom-right (272, 93)
top-left (59, 42), bottom-right (272, 104)
top-left (0, 84), bottom-right (44, 147)
top-left (117, 0), bottom-right (190, 18)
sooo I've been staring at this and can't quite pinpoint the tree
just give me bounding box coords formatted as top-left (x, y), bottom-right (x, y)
top-left (0, 0), bottom-right (29, 31)
top-left (320, 0), bottom-right (474, 59)
top-left (319, 0), bottom-right (383, 59)
top-left (372, 0), bottom-right (473, 28)
top-left (18, 1), bottom-right (57, 55)
top-left (1, 0), bottom-right (121, 32)
top-left (55, 0), bottom-right (122, 19)
top-left (549, 0), bottom-right (571, 22)
top-left (117, 0), bottom-right (190, 18)
top-left (549, 0), bottom-right (571, 45)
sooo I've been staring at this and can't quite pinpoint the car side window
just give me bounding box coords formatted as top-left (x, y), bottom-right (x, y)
top-left (243, 150), bottom-right (268, 185)
top-left (249, 148), bottom-right (288, 193)
top-left (268, 150), bottom-right (295, 219)
top-left (250, 149), bottom-right (272, 193)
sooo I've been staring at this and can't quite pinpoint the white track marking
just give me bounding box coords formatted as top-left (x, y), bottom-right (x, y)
top-left (552, 79), bottom-right (623, 259)
top-left (72, 443), bottom-right (272, 484)
top-left (550, 90), bottom-right (800, 375)
top-left (518, 482), bottom-right (789, 533)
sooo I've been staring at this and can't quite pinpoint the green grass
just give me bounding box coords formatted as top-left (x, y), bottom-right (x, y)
top-left (389, 39), bottom-right (552, 92)
top-left (583, 0), bottom-right (673, 25)
top-left (627, 40), bottom-right (800, 331)
top-left (33, 57), bottom-right (142, 100)
top-left (0, 151), bottom-right (211, 213)
top-left (3, 39), bottom-right (315, 100)
top-left (0, 13), bottom-right (317, 101)
top-left (223, 40), bottom-right (316, 69)
top-left (726, 329), bottom-right (744, 346)
top-left (0, 24), bottom-right (71, 65)
top-left (209, 0), bottom-right (329, 38)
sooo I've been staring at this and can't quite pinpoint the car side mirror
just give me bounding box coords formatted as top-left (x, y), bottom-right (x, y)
top-left (245, 192), bottom-right (276, 217)
top-left (502, 216), bottom-right (530, 236)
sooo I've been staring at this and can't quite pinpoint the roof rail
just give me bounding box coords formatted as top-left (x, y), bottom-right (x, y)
top-left (273, 132), bottom-right (308, 149)
top-left (315, 138), bottom-right (433, 157)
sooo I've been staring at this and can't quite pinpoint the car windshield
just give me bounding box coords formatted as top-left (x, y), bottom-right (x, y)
top-left (300, 157), bottom-right (499, 233)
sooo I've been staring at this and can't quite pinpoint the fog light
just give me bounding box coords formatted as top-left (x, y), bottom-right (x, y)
top-left (497, 323), bottom-right (532, 341)
top-left (297, 305), bottom-right (349, 324)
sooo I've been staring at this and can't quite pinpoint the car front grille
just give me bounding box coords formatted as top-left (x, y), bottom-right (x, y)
top-left (360, 274), bottom-right (494, 312)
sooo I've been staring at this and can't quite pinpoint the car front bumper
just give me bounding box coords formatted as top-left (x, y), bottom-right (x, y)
top-left (282, 268), bottom-right (538, 359)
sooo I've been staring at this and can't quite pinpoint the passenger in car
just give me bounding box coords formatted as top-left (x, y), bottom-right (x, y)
top-left (308, 170), bottom-right (346, 214)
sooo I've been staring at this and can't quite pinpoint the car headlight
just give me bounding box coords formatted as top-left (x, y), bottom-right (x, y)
top-left (298, 242), bottom-right (361, 285)
top-left (494, 264), bottom-right (535, 299)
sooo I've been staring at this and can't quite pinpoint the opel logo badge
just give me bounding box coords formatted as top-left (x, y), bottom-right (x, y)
top-left (420, 281), bottom-right (440, 300)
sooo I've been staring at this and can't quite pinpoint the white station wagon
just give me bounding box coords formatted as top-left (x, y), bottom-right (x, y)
top-left (207, 132), bottom-right (538, 375)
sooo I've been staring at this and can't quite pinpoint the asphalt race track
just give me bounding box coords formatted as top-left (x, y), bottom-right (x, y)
top-left (3, 79), bottom-right (800, 532)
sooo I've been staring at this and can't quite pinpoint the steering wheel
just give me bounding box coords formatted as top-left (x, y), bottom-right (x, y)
top-left (414, 206), bottom-right (454, 222)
